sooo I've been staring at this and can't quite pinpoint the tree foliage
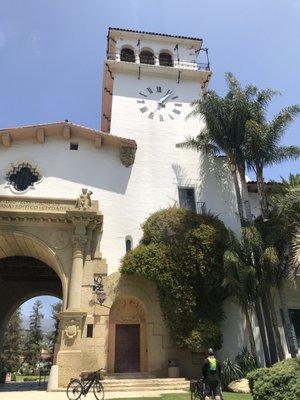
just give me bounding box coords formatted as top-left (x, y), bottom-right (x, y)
top-left (121, 207), bottom-right (230, 351)
top-left (0, 309), bottom-right (23, 372)
top-left (47, 301), bottom-right (62, 362)
top-left (23, 300), bottom-right (44, 369)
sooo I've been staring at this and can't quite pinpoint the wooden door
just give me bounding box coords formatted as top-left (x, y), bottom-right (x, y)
top-left (115, 324), bottom-right (140, 373)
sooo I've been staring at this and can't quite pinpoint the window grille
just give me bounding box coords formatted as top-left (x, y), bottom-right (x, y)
top-left (6, 163), bottom-right (42, 192)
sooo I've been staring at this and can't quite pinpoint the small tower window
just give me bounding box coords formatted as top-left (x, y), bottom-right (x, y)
top-left (159, 52), bottom-right (173, 67)
top-left (6, 163), bottom-right (42, 192)
top-left (70, 142), bottom-right (79, 150)
top-left (120, 47), bottom-right (135, 62)
top-left (87, 324), bottom-right (93, 338)
top-left (125, 236), bottom-right (133, 253)
top-left (140, 50), bottom-right (155, 65)
top-left (178, 187), bottom-right (196, 213)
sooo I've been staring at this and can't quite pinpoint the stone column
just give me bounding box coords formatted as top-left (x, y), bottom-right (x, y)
top-left (68, 235), bottom-right (87, 310)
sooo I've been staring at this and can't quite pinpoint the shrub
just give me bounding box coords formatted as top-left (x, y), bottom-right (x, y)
top-left (221, 358), bottom-right (243, 389)
top-left (236, 346), bottom-right (259, 376)
top-left (23, 376), bottom-right (38, 381)
top-left (247, 358), bottom-right (300, 400)
top-left (122, 207), bottom-right (230, 351)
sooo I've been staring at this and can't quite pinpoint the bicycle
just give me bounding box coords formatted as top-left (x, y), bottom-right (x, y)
top-left (190, 379), bottom-right (224, 400)
top-left (66, 369), bottom-right (104, 400)
top-left (190, 379), bottom-right (205, 400)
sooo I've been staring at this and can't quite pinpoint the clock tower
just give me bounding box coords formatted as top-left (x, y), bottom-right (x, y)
top-left (101, 28), bottom-right (211, 138)
top-left (100, 28), bottom-right (218, 226)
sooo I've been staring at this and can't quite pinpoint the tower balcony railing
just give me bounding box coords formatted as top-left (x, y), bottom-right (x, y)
top-left (106, 53), bottom-right (210, 71)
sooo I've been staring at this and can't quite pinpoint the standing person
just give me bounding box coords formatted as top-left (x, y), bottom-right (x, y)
top-left (202, 348), bottom-right (222, 400)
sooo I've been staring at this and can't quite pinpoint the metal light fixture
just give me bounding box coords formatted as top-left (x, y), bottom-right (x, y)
top-left (92, 275), bottom-right (107, 305)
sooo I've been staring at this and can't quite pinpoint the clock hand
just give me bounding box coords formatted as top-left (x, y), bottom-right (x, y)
top-left (158, 90), bottom-right (173, 105)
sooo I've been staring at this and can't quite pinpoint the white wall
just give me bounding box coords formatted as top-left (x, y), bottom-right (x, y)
top-left (0, 69), bottom-right (241, 275)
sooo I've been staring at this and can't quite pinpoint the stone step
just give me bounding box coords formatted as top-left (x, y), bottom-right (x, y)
top-left (104, 385), bottom-right (189, 392)
top-left (103, 382), bottom-right (189, 388)
top-left (102, 378), bottom-right (189, 392)
top-left (106, 373), bottom-right (156, 380)
top-left (104, 378), bottom-right (187, 384)
top-left (57, 378), bottom-right (190, 392)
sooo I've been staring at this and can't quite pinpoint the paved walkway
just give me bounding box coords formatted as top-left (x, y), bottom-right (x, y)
top-left (0, 382), bottom-right (186, 400)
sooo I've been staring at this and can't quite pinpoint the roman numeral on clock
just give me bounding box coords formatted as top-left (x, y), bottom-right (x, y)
top-left (139, 92), bottom-right (147, 97)
top-left (169, 114), bottom-right (174, 120)
top-left (174, 103), bottom-right (182, 107)
top-left (148, 112), bottom-right (154, 119)
top-left (171, 96), bottom-right (178, 100)
top-left (173, 109), bottom-right (181, 115)
top-left (139, 106), bottom-right (148, 113)
top-left (156, 86), bottom-right (162, 93)
top-left (147, 87), bottom-right (153, 93)
top-left (159, 115), bottom-right (164, 122)
top-left (137, 100), bottom-right (145, 104)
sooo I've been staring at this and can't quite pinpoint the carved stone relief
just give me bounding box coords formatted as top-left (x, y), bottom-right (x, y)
top-left (75, 188), bottom-right (93, 211)
top-left (50, 230), bottom-right (70, 250)
top-left (64, 318), bottom-right (80, 340)
top-left (120, 144), bottom-right (136, 167)
top-left (110, 298), bottom-right (146, 323)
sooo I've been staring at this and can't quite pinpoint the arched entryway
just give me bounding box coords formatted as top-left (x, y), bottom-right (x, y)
top-left (108, 297), bottom-right (148, 373)
top-left (0, 233), bottom-right (65, 359)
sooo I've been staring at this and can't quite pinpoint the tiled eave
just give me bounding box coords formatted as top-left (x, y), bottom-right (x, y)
top-left (247, 181), bottom-right (283, 193)
top-left (0, 121), bottom-right (137, 167)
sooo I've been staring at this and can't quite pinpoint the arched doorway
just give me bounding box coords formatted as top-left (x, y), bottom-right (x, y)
top-left (108, 297), bottom-right (148, 373)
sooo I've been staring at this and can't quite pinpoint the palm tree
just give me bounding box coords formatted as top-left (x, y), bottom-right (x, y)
top-left (291, 230), bottom-right (300, 271)
top-left (245, 107), bottom-right (300, 219)
top-left (178, 73), bottom-right (278, 223)
top-left (242, 225), bottom-right (282, 364)
top-left (223, 235), bottom-right (258, 357)
top-left (265, 174), bottom-right (300, 358)
top-left (177, 73), bottom-right (255, 222)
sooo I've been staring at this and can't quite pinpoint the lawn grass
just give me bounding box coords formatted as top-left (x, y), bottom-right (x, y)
top-left (118, 392), bottom-right (252, 400)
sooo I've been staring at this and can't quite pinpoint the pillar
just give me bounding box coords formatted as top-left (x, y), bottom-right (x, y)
top-left (68, 235), bottom-right (87, 310)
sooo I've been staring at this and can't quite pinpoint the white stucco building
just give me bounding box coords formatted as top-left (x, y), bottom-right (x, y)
top-left (0, 28), bottom-right (298, 387)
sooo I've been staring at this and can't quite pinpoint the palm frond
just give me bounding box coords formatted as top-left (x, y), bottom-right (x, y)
top-left (290, 229), bottom-right (300, 274)
top-left (266, 146), bottom-right (300, 166)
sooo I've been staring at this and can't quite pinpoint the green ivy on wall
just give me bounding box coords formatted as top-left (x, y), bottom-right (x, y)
top-left (121, 207), bottom-right (230, 351)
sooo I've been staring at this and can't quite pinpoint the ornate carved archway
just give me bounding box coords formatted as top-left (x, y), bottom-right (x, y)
top-left (0, 190), bottom-right (104, 386)
top-left (108, 297), bottom-right (148, 373)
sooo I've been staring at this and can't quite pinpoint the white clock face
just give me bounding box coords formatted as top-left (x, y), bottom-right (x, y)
top-left (136, 85), bottom-right (182, 122)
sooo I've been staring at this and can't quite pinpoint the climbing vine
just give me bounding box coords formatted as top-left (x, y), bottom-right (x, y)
top-left (121, 207), bottom-right (230, 351)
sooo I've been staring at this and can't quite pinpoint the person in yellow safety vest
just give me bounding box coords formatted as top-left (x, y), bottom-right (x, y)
top-left (202, 348), bottom-right (222, 400)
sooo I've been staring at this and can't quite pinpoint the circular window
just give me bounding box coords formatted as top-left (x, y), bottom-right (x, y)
top-left (6, 163), bottom-right (42, 192)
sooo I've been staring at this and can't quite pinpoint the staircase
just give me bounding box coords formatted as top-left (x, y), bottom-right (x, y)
top-left (102, 374), bottom-right (190, 393)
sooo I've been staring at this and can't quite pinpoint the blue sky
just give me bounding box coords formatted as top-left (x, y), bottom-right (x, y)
top-left (1, 0), bottom-right (299, 316)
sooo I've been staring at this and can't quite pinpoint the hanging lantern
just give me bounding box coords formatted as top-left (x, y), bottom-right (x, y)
top-left (92, 276), bottom-right (107, 305)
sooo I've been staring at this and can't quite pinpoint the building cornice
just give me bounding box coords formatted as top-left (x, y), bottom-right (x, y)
top-left (0, 122), bottom-right (137, 167)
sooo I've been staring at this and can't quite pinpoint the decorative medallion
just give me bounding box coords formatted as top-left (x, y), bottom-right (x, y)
top-left (50, 230), bottom-right (70, 250)
top-left (64, 319), bottom-right (80, 339)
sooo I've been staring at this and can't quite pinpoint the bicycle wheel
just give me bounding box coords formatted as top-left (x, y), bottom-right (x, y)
top-left (93, 380), bottom-right (104, 400)
top-left (66, 379), bottom-right (83, 400)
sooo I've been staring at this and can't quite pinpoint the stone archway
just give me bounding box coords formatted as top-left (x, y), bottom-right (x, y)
top-left (0, 255), bottom-right (63, 360)
top-left (108, 297), bottom-right (148, 373)
top-left (0, 192), bottom-right (104, 387)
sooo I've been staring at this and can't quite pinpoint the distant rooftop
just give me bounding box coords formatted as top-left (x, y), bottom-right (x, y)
top-left (108, 27), bottom-right (202, 42)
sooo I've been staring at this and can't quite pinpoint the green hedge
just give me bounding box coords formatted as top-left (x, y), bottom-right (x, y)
top-left (247, 358), bottom-right (300, 400)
